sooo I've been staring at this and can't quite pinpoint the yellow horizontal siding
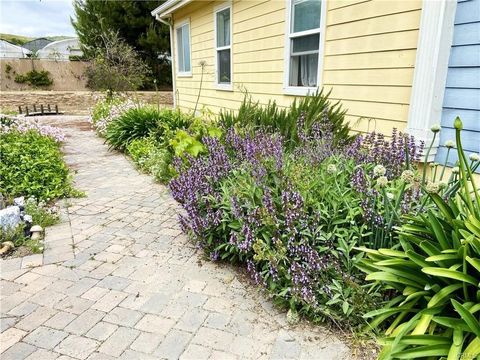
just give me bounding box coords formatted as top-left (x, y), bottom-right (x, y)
top-left (326, 85), bottom-right (412, 104)
top-left (328, 0), bottom-right (422, 25)
top-left (171, 0), bottom-right (422, 133)
top-left (323, 50), bottom-right (417, 70)
top-left (323, 68), bottom-right (415, 86)
top-left (327, 10), bottom-right (421, 40)
top-left (328, 0), bottom-right (369, 11)
top-left (325, 30), bottom-right (419, 55)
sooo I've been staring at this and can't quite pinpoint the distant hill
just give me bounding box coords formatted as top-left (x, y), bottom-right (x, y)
top-left (0, 33), bottom-right (73, 46)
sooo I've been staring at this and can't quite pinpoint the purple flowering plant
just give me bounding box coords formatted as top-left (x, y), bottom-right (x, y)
top-left (170, 121), bottom-right (380, 329)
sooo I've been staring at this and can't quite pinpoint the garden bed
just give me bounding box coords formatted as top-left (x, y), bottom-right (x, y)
top-left (89, 91), bottom-right (480, 360)
top-left (0, 114), bottom-right (81, 258)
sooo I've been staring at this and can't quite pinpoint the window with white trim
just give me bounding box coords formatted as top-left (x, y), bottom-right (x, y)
top-left (176, 22), bottom-right (191, 74)
top-left (215, 5), bottom-right (232, 87)
top-left (287, 0), bottom-right (322, 88)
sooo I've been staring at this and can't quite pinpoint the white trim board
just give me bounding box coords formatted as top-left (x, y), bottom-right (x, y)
top-left (406, 0), bottom-right (457, 161)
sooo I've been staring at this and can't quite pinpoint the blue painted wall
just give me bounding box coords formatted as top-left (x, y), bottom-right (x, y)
top-left (436, 0), bottom-right (480, 167)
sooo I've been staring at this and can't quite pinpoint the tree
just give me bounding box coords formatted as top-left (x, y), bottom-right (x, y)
top-left (71, 0), bottom-right (171, 88)
top-left (85, 30), bottom-right (150, 93)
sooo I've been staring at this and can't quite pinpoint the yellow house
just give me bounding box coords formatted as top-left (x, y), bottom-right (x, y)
top-left (152, 0), bottom-right (479, 163)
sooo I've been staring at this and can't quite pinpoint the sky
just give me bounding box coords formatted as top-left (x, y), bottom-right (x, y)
top-left (0, 0), bottom-right (76, 38)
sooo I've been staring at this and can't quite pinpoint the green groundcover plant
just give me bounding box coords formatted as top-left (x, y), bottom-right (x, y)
top-left (358, 117), bottom-right (480, 359)
top-left (0, 130), bottom-right (77, 201)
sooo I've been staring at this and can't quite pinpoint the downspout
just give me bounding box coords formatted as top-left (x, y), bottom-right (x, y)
top-left (157, 15), bottom-right (177, 109)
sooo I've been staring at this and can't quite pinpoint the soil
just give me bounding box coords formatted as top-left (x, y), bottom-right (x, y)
top-left (0, 245), bottom-right (35, 259)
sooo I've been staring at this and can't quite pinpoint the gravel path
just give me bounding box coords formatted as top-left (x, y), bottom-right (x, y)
top-left (0, 115), bottom-right (353, 360)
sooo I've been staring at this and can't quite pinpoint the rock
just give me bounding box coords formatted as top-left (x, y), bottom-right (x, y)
top-left (13, 196), bottom-right (25, 207)
top-left (0, 206), bottom-right (21, 231)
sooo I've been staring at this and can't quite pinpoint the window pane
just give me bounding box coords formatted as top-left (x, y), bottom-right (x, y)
top-left (217, 49), bottom-right (231, 83)
top-left (289, 53), bottom-right (318, 87)
top-left (216, 8), bottom-right (230, 47)
top-left (292, 0), bottom-right (321, 33)
top-left (182, 24), bottom-right (191, 71)
top-left (176, 27), bottom-right (184, 72)
top-left (292, 34), bottom-right (319, 54)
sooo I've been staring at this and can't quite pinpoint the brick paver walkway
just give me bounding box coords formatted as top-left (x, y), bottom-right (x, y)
top-left (1, 116), bottom-right (352, 360)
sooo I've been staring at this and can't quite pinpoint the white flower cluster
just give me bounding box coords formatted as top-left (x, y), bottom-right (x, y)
top-left (91, 99), bottom-right (142, 136)
top-left (326, 164), bottom-right (337, 174)
top-left (373, 164), bottom-right (386, 177)
top-left (401, 170), bottom-right (415, 183)
top-left (1, 116), bottom-right (65, 142)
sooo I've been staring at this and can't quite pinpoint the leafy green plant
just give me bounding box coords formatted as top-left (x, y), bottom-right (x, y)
top-left (25, 197), bottom-right (59, 228)
top-left (14, 69), bottom-right (53, 87)
top-left (358, 117), bottom-right (480, 359)
top-left (0, 130), bottom-right (76, 201)
top-left (126, 136), bottom-right (175, 183)
top-left (105, 106), bottom-right (162, 150)
top-left (219, 89), bottom-right (352, 148)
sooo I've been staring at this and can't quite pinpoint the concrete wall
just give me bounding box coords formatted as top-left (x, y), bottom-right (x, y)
top-left (0, 59), bottom-right (89, 91)
top-left (0, 91), bottom-right (173, 115)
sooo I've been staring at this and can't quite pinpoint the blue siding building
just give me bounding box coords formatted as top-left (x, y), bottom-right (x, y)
top-left (436, 0), bottom-right (480, 167)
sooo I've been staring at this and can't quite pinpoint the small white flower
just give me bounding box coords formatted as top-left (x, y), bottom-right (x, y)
top-left (431, 124), bottom-right (441, 133)
top-left (444, 140), bottom-right (455, 148)
top-left (429, 162), bottom-right (439, 168)
top-left (377, 176), bottom-right (388, 187)
top-left (401, 170), bottom-right (415, 183)
top-left (386, 192), bottom-right (394, 200)
top-left (426, 181), bottom-right (440, 194)
top-left (469, 153), bottom-right (480, 162)
top-left (326, 164), bottom-right (337, 174)
top-left (452, 167), bottom-right (460, 174)
top-left (373, 165), bottom-right (386, 177)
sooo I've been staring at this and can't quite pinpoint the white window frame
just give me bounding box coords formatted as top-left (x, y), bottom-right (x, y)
top-left (283, 0), bottom-right (327, 96)
top-left (175, 19), bottom-right (192, 77)
top-left (214, 2), bottom-right (233, 91)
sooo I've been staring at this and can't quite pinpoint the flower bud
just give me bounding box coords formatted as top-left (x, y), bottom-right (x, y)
top-left (444, 140), bottom-right (455, 148)
top-left (431, 124), bottom-right (441, 133)
top-left (452, 167), bottom-right (460, 174)
top-left (469, 153), bottom-right (480, 162)
top-left (454, 117), bottom-right (463, 130)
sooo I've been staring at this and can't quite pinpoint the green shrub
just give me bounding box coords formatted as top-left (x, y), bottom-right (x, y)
top-left (14, 70), bottom-right (53, 87)
top-left (358, 118), bottom-right (480, 359)
top-left (126, 136), bottom-right (175, 183)
top-left (147, 148), bottom-right (174, 183)
top-left (105, 107), bottom-right (160, 150)
top-left (0, 130), bottom-right (75, 201)
top-left (126, 137), bottom-right (157, 171)
top-left (106, 107), bottom-right (192, 150)
top-left (219, 89), bottom-right (351, 148)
